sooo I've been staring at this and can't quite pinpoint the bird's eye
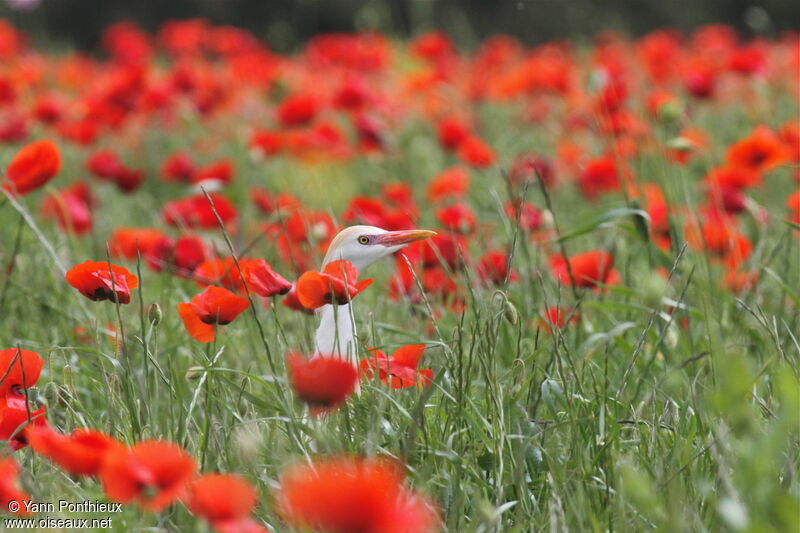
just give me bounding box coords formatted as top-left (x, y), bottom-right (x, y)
top-left (358, 235), bottom-right (370, 245)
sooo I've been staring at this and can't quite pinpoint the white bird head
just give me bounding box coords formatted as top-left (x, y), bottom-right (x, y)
top-left (322, 225), bottom-right (436, 272)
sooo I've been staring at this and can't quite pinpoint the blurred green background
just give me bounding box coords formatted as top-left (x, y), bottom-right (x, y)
top-left (2, 0), bottom-right (799, 51)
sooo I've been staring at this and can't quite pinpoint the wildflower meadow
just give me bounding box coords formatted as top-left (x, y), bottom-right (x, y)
top-left (0, 17), bottom-right (798, 533)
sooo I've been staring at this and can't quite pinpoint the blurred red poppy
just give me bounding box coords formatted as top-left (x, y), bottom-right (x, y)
top-left (275, 456), bottom-right (439, 533)
top-left (476, 250), bottom-right (518, 285)
top-left (242, 259), bottom-right (291, 297)
top-left (278, 93), bottom-right (318, 127)
top-left (0, 348), bottom-right (47, 451)
top-left (360, 344), bottom-right (434, 389)
top-left (178, 286), bottom-right (249, 343)
top-left (457, 135), bottom-right (496, 168)
top-left (146, 234), bottom-right (209, 274)
top-left (286, 353), bottom-right (358, 414)
top-left (193, 257), bottom-right (244, 292)
top-left (726, 126), bottom-right (789, 176)
top-left (193, 159), bottom-right (234, 185)
top-left (3, 139), bottom-right (61, 195)
top-left (108, 228), bottom-right (166, 260)
top-left (66, 261), bottom-right (139, 304)
top-left (187, 474), bottom-right (267, 533)
top-left (437, 116), bottom-right (470, 151)
top-left (100, 440), bottom-right (196, 511)
top-left (161, 151), bottom-right (196, 182)
top-left (427, 167), bottom-right (470, 202)
top-left (436, 203), bottom-right (476, 235)
top-left (0, 458), bottom-right (33, 515)
top-left (29, 427), bottom-right (121, 476)
top-left (163, 193), bottom-right (237, 229)
top-left (40, 181), bottom-right (94, 235)
top-left (539, 306), bottom-right (579, 334)
top-left (296, 260), bottom-right (373, 310)
top-left (550, 251), bottom-right (614, 288)
top-left (579, 156), bottom-right (622, 199)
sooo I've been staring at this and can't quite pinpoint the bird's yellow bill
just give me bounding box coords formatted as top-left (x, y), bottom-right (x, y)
top-left (376, 229), bottom-right (437, 247)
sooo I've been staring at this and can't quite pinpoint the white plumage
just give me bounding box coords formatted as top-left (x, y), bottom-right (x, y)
top-left (312, 225), bottom-right (435, 365)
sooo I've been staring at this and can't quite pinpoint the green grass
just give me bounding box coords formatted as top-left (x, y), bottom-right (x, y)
top-left (1, 93), bottom-right (799, 532)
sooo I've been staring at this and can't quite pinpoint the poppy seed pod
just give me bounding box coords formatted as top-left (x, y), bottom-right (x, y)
top-left (148, 303), bottom-right (162, 325)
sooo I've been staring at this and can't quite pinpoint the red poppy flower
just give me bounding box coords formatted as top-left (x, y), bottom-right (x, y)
top-left (0, 348), bottom-right (46, 451)
top-left (193, 257), bottom-right (245, 292)
top-left (0, 348), bottom-right (44, 398)
top-left (28, 427), bottom-right (121, 476)
top-left (281, 284), bottom-right (314, 315)
top-left (724, 269), bottom-right (759, 293)
top-left (0, 458), bottom-right (33, 516)
top-left (108, 228), bottom-right (166, 260)
top-left (85, 149), bottom-right (144, 193)
top-left (539, 306), bottom-right (579, 334)
top-left (296, 260), bottom-right (373, 310)
top-left (86, 149), bottom-right (124, 180)
top-left (427, 167), bottom-right (470, 202)
top-left (284, 209), bottom-right (338, 246)
top-left (685, 213), bottom-right (752, 269)
top-left (726, 126), bottom-right (789, 176)
top-left (100, 439), bottom-right (196, 511)
top-left (419, 232), bottom-right (466, 270)
top-left (193, 159), bottom-right (234, 185)
top-left (66, 261), bottom-right (139, 304)
top-left (579, 156), bottom-right (621, 199)
top-left (505, 201), bottom-right (543, 232)
top-left (163, 193), bottom-right (238, 229)
top-left (787, 189), bottom-right (800, 214)
top-left (778, 121), bottom-right (800, 162)
top-left (286, 353), bottom-right (358, 414)
top-left (161, 151), bottom-right (196, 182)
top-left (411, 30), bottom-right (454, 61)
top-left (681, 59), bottom-right (716, 99)
top-left (550, 251), bottom-right (614, 288)
top-left (457, 135), bottom-right (496, 168)
top-left (187, 474), bottom-right (267, 533)
top-left (705, 165), bottom-right (761, 190)
top-left (360, 345), bottom-right (434, 389)
top-left (178, 286), bottom-right (249, 343)
top-left (476, 251), bottom-right (518, 285)
top-left (508, 153), bottom-right (555, 188)
top-left (3, 139), bottom-right (61, 195)
top-left (436, 203), bottom-right (477, 235)
top-left (707, 184), bottom-right (746, 214)
top-left (146, 234), bottom-right (209, 274)
top-left (31, 95), bottom-right (64, 125)
top-left (250, 130), bottom-right (284, 159)
top-left (0, 400), bottom-right (47, 451)
top-left (242, 259), bottom-right (291, 297)
top-left (275, 456), bottom-right (439, 533)
top-left (0, 115), bottom-right (28, 143)
top-left (382, 182), bottom-right (416, 208)
top-left (40, 182), bottom-right (93, 235)
top-left (437, 117), bottom-right (470, 151)
top-left (278, 93), bottom-right (318, 127)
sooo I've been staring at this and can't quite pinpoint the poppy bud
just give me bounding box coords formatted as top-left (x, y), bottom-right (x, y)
top-left (541, 379), bottom-right (565, 411)
top-left (658, 101), bottom-right (682, 123)
top-left (186, 366), bottom-right (204, 380)
top-left (504, 300), bottom-right (518, 325)
top-left (148, 303), bottom-right (162, 325)
top-left (666, 136), bottom-right (694, 153)
top-left (641, 273), bottom-right (668, 309)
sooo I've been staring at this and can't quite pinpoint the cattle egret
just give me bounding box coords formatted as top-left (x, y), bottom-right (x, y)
top-left (314, 225), bottom-right (435, 364)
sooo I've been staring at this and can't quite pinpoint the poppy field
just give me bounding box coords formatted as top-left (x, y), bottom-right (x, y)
top-left (0, 19), bottom-right (799, 532)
